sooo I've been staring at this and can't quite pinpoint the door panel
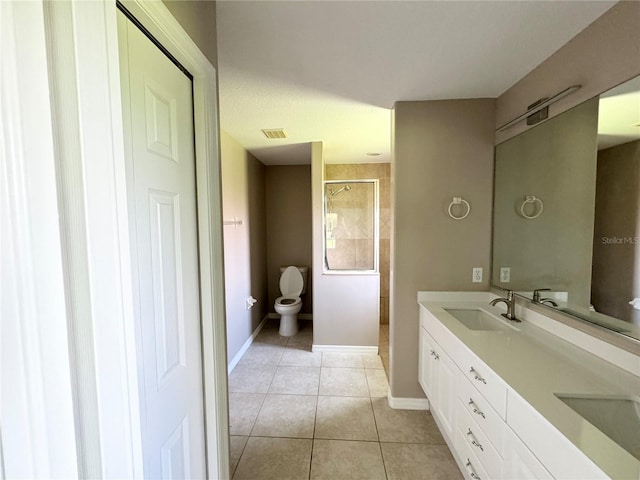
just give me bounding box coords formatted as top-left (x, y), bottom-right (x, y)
top-left (144, 81), bottom-right (180, 161)
top-left (161, 419), bottom-right (191, 479)
top-left (118, 11), bottom-right (205, 479)
top-left (149, 190), bottom-right (186, 385)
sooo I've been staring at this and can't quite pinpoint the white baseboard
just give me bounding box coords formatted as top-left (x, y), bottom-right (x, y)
top-left (387, 392), bottom-right (430, 410)
top-left (267, 312), bottom-right (313, 321)
top-left (228, 315), bottom-right (268, 374)
top-left (311, 344), bottom-right (379, 354)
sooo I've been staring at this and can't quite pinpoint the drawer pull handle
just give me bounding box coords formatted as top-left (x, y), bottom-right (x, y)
top-left (465, 459), bottom-right (482, 480)
top-left (470, 367), bottom-right (487, 384)
top-left (467, 428), bottom-right (484, 452)
top-left (430, 350), bottom-right (440, 360)
top-left (468, 398), bottom-right (486, 419)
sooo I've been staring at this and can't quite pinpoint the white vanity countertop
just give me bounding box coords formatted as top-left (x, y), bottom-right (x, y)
top-left (418, 295), bottom-right (640, 479)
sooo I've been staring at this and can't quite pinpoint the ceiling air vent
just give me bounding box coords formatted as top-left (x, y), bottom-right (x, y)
top-left (261, 128), bottom-right (287, 139)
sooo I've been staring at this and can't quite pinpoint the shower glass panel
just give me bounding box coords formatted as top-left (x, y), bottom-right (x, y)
top-left (324, 179), bottom-right (378, 272)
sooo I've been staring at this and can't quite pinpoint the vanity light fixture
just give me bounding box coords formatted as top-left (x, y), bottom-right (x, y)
top-left (497, 85), bottom-right (582, 133)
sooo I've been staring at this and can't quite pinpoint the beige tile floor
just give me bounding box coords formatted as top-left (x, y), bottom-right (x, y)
top-left (228, 320), bottom-right (462, 480)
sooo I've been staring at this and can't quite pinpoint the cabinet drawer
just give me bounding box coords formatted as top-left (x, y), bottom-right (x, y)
top-left (455, 427), bottom-right (490, 480)
top-left (425, 309), bottom-right (460, 357)
top-left (458, 347), bottom-right (507, 419)
top-left (457, 400), bottom-right (503, 479)
top-left (503, 427), bottom-right (553, 480)
top-left (458, 370), bottom-right (506, 455)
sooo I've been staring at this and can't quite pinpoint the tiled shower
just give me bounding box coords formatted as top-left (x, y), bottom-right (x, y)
top-left (325, 163), bottom-right (391, 324)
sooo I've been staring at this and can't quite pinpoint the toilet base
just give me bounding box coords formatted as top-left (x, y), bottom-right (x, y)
top-left (278, 314), bottom-right (299, 336)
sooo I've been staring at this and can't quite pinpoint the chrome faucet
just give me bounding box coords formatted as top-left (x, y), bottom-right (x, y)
top-left (532, 288), bottom-right (558, 307)
top-left (490, 290), bottom-right (520, 322)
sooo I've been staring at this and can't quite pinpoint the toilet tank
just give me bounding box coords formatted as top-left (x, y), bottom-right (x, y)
top-left (280, 266), bottom-right (309, 295)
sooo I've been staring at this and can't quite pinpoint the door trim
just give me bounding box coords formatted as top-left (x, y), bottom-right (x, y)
top-left (43, 0), bottom-right (229, 477)
top-left (1, 2), bottom-right (79, 477)
top-left (113, 2), bottom-right (230, 476)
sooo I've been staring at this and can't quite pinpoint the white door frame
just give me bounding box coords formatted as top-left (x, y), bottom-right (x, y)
top-left (1, 2), bottom-right (79, 477)
top-left (3, 0), bottom-right (229, 477)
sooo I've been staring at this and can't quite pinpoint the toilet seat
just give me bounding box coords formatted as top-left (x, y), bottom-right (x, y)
top-left (275, 296), bottom-right (301, 307)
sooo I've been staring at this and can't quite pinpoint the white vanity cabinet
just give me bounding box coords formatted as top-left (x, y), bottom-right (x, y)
top-left (419, 305), bottom-right (556, 480)
top-left (417, 293), bottom-right (640, 479)
top-left (418, 325), bottom-right (457, 440)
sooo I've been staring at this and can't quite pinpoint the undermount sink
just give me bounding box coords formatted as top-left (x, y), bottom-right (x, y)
top-left (444, 308), bottom-right (517, 332)
top-left (556, 394), bottom-right (640, 461)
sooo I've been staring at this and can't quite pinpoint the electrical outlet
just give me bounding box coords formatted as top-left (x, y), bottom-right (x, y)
top-left (500, 267), bottom-right (511, 283)
top-left (472, 267), bottom-right (483, 283)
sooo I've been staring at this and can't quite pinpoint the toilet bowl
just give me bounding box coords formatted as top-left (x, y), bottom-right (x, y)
top-left (274, 266), bottom-right (308, 336)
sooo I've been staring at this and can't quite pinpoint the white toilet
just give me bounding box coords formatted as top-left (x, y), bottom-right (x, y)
top-left (274, 266), bottom-right (308, 336)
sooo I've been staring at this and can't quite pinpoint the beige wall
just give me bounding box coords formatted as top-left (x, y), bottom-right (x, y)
top-left (496, 1), bottom-right (640, 144)
top-left (162, 0), bottom-right (217, 67)
top-left (220, 132), bottom-right (268, 363)
top-left (326, 163), bottom-right (391, 324)
top-left (391, 99), bottom-right (496, 399)
top-left (593, 140), bottom-right (640, 324)
top-left (493, 98), bottom-right (599, 306)
top-left (265, 165), bottom-right (313, 314)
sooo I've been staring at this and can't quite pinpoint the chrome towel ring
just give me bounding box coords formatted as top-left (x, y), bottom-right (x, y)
top-left (520, 195), bottom-right (544, 219)
top-left (448, 197), bottom-right (471, 220)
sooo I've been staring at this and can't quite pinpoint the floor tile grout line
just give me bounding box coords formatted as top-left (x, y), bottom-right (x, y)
top-left (378, 440), bottom-right (390, 480)
top-left (312, 437), bottom-right (384, 444)
top-left (246, 392), bottom-right (269, 438)
top-left (229, 435), bottom-right (249, 479)
top-left (308, 438), bottom-right (315, 480)
top-left (246, 434), bottom-right (315, 441)
top-left (369, 396), bottom-right (381, 443)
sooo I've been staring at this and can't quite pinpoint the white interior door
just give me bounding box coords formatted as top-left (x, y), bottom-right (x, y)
top-left (117, 11), bottom-right (206, 479)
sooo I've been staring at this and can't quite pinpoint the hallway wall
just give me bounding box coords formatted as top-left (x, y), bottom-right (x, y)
top-left (593, 140), bottom-right (640, 324)
top-left (221, 131), bottom-right (268, 364)
top-left (162, 0), bottom-right (217, 67)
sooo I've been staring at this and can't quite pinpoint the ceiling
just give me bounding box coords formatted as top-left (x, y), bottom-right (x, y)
top-left (216, 1), bottom-right (616, 165)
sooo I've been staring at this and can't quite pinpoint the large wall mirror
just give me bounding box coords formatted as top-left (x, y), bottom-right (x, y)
top-left (492, 75), bottom-right (640, 342)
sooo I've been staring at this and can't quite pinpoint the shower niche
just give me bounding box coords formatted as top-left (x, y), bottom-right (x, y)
top-left (324, 179), bottom-right (379, 272)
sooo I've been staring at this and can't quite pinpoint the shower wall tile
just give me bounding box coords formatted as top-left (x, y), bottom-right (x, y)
top-left (379, 178), bottom-right (390, 209)
top-left (380, 273), bottom-right (389, 298)
top-left (355, 239), bottom-right (374, 270)
top-left (380, 297), bottom-right (389, 324)
top-left (380, 208), bottom-right (391, 240)
top-left (326, 238), bottom-right (355, 270)
top-left (326, 164), bottom-right (356, 180)
top-left (380, 239), bottom-right (390, 296)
